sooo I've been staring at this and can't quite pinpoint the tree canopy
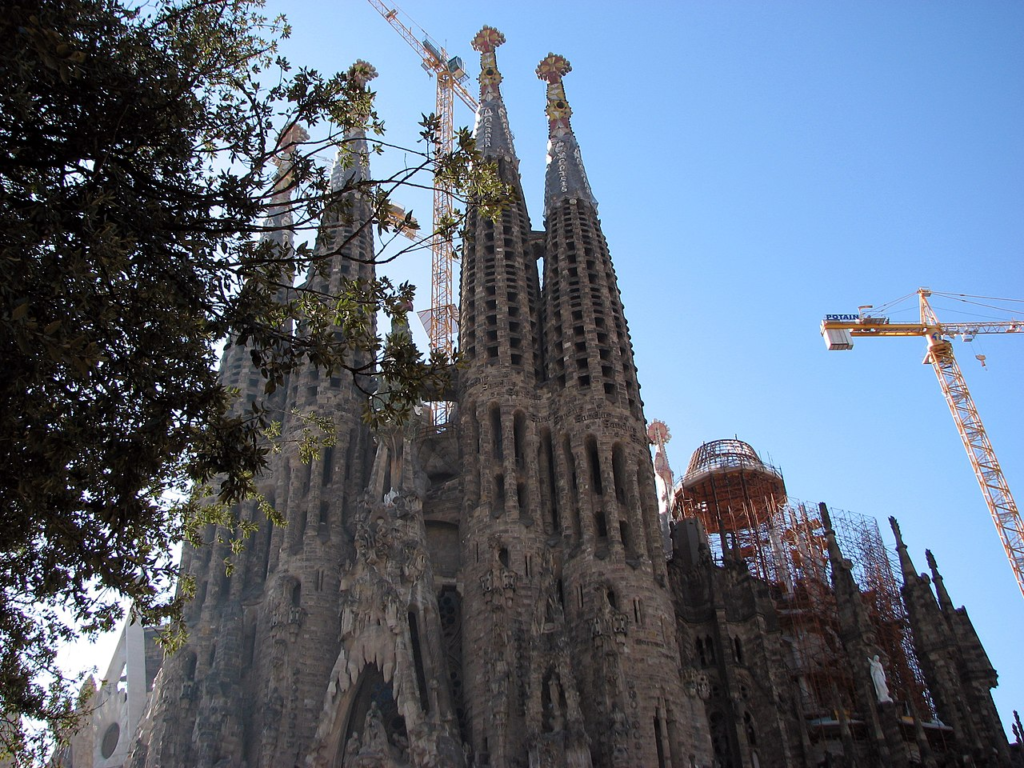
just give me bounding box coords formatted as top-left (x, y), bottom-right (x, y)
top-left (0, 0), bottom-right (504, 756)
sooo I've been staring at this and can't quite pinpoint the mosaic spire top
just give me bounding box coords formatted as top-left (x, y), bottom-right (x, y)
top-left (471, 26), bottom-right (517, 163)
top-left (271, 123), bottom-right (309, 207)
top-left (331, 60), bottom-right (377, 191)
top-left (536, 53), bottom-right (596, 214)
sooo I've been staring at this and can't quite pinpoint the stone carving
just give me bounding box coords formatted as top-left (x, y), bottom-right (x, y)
top-left (611, 610), bottom-right (629, 636)
top-left (868, 655), bottom-right (893, 704)
top-left (364, 701), bottom-right (388, 751)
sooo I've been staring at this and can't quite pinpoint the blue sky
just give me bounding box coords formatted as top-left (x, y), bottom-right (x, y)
top-left (68, 0), bottom-right (1024, 740)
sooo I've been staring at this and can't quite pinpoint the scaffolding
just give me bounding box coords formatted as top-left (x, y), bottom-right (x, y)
top-left (674, 439), bottom-right (930, 729)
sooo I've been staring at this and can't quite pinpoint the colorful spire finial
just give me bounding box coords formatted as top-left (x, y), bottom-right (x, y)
top-left (472, 25), bottom-right (505, 54)
top-left (536, 53), bottom-right (572, 84)
top-left (348, 59), bottom-right (378, 87)
top-left (472, 27), bottom-right (505, 103)
top-left (330, 61), bottom-right (378, 190)
top-left (471, 27), bottom-right (516, 161)
top-left (536, 54), bottom-right (573, 138)
top-left (537, 53), bottom-right (596, 213)
top-left (272, 123), bottom-right (309, 202)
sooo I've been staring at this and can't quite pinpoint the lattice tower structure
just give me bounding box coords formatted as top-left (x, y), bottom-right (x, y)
top-left (366, 0), bottom-right (478, 426)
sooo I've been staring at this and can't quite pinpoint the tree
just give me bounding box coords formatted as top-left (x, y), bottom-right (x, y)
top-left (0, 0), bottom-right (505, 756)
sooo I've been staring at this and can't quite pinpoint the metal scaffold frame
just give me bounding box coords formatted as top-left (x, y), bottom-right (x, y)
top-left (674, 456), bottom-right (931, 727)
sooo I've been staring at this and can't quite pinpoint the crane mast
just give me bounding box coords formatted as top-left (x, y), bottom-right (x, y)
top-left (821, 288), bottom-right (1024, 599)
top-left (366, 1), bottom-right (478, 425)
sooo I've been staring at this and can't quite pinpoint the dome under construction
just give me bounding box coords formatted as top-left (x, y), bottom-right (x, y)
top-left (676, 438), bottom-right (786, 533)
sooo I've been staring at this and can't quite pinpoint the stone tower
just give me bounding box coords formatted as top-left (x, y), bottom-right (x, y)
top-left (453, 33), bottom-right (710, 767)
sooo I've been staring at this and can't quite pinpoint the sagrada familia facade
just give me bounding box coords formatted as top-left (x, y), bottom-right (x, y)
top-left (97, 26), bottom-right (1017, 768)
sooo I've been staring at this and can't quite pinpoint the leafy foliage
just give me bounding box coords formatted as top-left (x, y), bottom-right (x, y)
top-left (0, 0), bottom-right (506, 757)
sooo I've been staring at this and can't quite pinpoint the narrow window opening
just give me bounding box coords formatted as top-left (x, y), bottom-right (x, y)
top-left (321, 446), bottom-right (334, 486)
top-left (490, 404), bottom-right (503, 461)
top-left (633, 598), bottom-right (644, 626)
top-left (302, 459), bottom-right (312, 497)
top-left (654, 716), bottom-right (667, 768)
top-left (408, 610), bottom-right (431, 713)
top-left (513, 411), bottom-right (526, 469)
top-left (620, 520), bottom-right (634, 557)
top-left (495, 474), bottom-right (506, 508)
top-left (318, 500), bottom-right (330, 539)
top-left (543, 429), bottom-right (560, 534)
top-left (612, 444), bottom-right (627, 504)
top-left (564, 438), bottom-right (581, 540)
top-left (586, 436), bottom-right (603, 496)
top-left (292, 506), bottom-right (307, 552)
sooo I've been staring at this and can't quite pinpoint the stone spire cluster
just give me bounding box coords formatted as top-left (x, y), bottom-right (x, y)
top-left (114, 28), bottom-right (1014, 768)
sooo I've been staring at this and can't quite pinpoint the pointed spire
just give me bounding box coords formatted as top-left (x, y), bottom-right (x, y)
top-left (536, 53), bottom-right (597, 215)
top-left (716, 513), bottom-right (733, 561)
top-left (258, 122), bottom-right (308, 305)
top-left (471, 27), bottom-right (517, 163)
top-left (819, 501), bottom-right (834, 533)
top-left (890, 517), bottom-right (919, 583)
top-left (926, 550), bottom-right (956, 612)
top-left (271, 123), bottom-right (309, 208)
top-left (820, 502), bottom-right (846, 568)
top-left (331, 60), bottom-right (378, 191)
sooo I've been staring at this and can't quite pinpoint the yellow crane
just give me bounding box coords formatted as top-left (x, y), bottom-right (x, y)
top-left (366, 1), bottom-right (478, 424)
top-left (821, 288), bottom-right (1024, 599)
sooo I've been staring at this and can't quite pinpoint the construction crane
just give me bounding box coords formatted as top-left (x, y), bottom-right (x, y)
top-left (820, 288), bottom-right (1024, 599)
top-left (366, 1), bottom-right (478, 424)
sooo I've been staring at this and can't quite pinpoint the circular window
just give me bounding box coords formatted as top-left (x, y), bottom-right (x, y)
top-left (100, 722), bottom-right (120, 759)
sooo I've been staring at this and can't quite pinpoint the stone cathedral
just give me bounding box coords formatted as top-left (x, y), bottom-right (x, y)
top-left (113, 27), bottom-right (1018, 768)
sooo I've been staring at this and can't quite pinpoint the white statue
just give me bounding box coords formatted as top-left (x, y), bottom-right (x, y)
top-left (868, 655), bottom-right (893, 704)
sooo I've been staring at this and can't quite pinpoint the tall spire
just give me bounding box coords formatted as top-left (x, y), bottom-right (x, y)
top-left (536, 54), bottom-right (596, 215)
top-left (889, 516), bottom-right (919, 582)
top-left (330, 60), bottom-right (377, 191)
top-left (270, 123), bottom-right (308, 210)
top-left (926, 550), bottom-right (957, 613)
top-left (471, 27), bottom-right (517, 164)
top-left (263, 122), bottom-right (307, 306)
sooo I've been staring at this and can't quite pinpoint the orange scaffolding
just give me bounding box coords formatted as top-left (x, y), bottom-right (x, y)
top-left (674, 439), bottom-right (929, 725)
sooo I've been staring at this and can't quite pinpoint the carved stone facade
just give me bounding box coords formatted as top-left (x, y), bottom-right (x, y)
top-left (119, 30), bottom-right (1018, 768)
